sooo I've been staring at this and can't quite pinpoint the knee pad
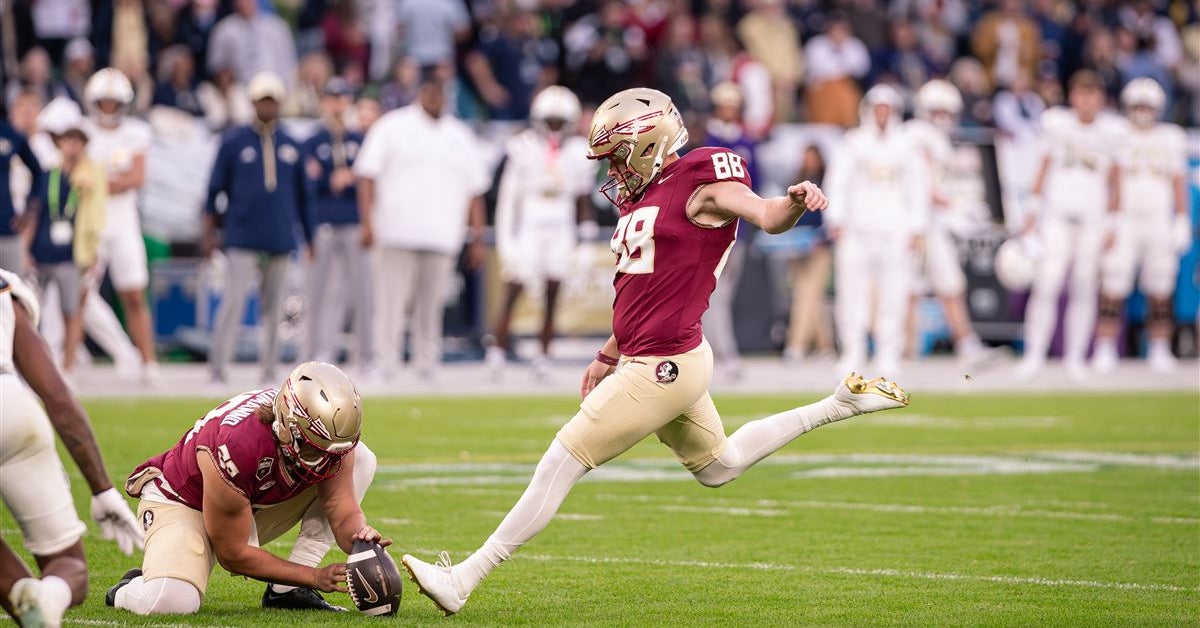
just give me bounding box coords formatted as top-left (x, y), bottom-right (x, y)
top-left (1098, 297), bottom-right (1123, 321)
top-left (1149, 298), bottom-right (1174, 327)
top-left (119, 577), bottom-right (202, 615)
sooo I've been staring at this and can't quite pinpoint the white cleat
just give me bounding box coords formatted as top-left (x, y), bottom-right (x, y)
top-left (10, 577), bottom-right (65, 628)
top-left (832, 372), bottom-right (909, 415)
top-left (401, 553), bottom-right (469, 616)
top-left (1147, 346), bottom-right (1177, 373)
top-left (1091, 343), bottom-right (1118, 374)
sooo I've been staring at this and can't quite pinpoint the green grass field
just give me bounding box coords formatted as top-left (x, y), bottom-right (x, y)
top-left (5, 391), bottom-right (1199, 627)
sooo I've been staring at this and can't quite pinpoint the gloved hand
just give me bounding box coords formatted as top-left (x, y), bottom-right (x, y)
top-left (1171, 213), bottom-right (1194, 254)
top-left (91, 487), bottom-right (145, 556)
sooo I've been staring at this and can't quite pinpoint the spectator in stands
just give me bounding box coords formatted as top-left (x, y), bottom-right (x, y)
top-left (153, 45), bottom-right (204, 118)
top-left (803, 13), bottom-right (870, 127)
top-left (782, 144), bottom-right (834, 362)
top-left (324, 0), bottom-right (370, 79)
top-left (1035, 64), bottom-right (1065, 108)
top-left (737, 0), bottom-right (803, 123)
top-left (949, 57), bottom-right (994, 127)
top-left (0, 115), bottom-right (43, 273)
top-left (971, 0), bottom-right (1041, 90)
top-left (59, 38), bottom-right (93, 105)
top-left (874, 20), bottom-right (936, 96)
top-left (1083, 28), bottom-right (1123, 103)
top-left (698, 14), bottom-right (735, 86)
top-left (465, 9), bottom-right (558, 122)
top-left (394, 0), bottom-right (472, 67)
top-left (196, 66), bottom-right (254, 131)
top-left (1119, 0), bottom-right (1183, 73)
top-left (356, 92), bottom-right (383, 131)
top-left (564, 0), bottom-right (647, 105)
top-left (655, 14), bottom-right (709, 114)
top-left (113, 52), bottom-right (155, 116)
top-left (29, 0), bottom-right (89, 64)
top-left (304, 78), bottom-right (373, 366)
top-left (1030, 0), bottom-right (1068, 65)
top-left (994, 71), bottom-right (1046, 141)
top-left (94, 0), bottom-right (153, 75)
top-left (284, 52), bottom-right (334, 118)
top-left (204, 72), bottom-right (313, 385)
top-left (176, 0), bottom-right (219, 78)
top-left (7, 48), bottom-right (56, 109)
top-left (907, 0), bottom-right (967, 74)
top-left (354, 69), bottom-right (489, 380)
top-left (380, 57), bottom-right (421, 111)
top-left (1117, 28), bottom-right (1173, 98)
top-left (207, 0), bottom-right (298, 89)
top-left (844, 0), bottom-right (889, 54)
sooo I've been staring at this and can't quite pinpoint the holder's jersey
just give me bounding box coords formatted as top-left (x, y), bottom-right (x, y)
top-left (0, 270), bottom-right (40, 374)
top-left (1117, 122), bottom-right (1187, 218)
top-left (126, 389), bottom-right (316, 510)
top-left (610, 147), bottom-right (748, 357)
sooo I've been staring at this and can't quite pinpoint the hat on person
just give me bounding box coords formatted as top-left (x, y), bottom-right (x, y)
top-left (247, 72), bottom-right (287, 102)
top-left (323, 77), bottom-right (354, 98)
top-left (39, 97), bottom-right (88, 138)
top-left (710, 82), bottom-right (743, 108)
top-left (65, 37), bottom-right (94, 63)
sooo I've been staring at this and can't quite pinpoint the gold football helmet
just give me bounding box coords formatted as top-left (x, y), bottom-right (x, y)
top-left (586, 87), bottom-right (688, 204)
top-left (273, 361), bottom-right (362, 481)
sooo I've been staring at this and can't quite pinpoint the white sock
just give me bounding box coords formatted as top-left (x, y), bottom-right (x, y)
top-left (115, 576), bottom-right (202, 615)
top-left (1148, 338), bottom-right (1170, 355)
top-left (454, 439), bottom-right (588, 595)
top-left (694, 396), bottom-right (848, 488)
top-left (40, 575), bottom-right (72, 616)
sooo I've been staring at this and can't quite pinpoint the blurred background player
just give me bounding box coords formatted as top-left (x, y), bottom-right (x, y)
top-left (204, 72), bottom-right (313, 386)
top-left (825, 84), bottom-right (929, 376)
top-left (1018, 70), bottom-right (1122, 381)
top-left (487, 85), bottom-right (594, 380)
top-left (1094, 78), bottom-right (1191, 374)
top-left (19, 99), bottom-right (106, 373)
top-left (905, 79), bottom-right (993, 366)
top-left (108, 362), bottom-right (381, 615)
top-left (0, 268), bottom-right (143, 627)
top-left (304, 78), bottom-right (373, 367)
top-left (81, 67), bottom-right (158, 381)
top-left (700, 81), bottom-right (759, 379)
top-left (0, 109), bottom-right (43, 273)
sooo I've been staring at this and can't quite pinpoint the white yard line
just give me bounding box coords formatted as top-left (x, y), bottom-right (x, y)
top-left (68, 619), bottom-right (238, 628)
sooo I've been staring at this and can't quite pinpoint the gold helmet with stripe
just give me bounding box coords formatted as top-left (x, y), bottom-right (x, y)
top-left (272, 361), bottom-right (362, 481)
top-left (586, 87), bottom-right (688, 204)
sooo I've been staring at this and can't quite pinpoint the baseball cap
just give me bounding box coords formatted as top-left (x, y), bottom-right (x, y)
top-left (247, 72), bottom-right (287, 102)
top-left (39, 97), bottom-right (88, 137)
top-left (323, 77), bottom-right (354, 97)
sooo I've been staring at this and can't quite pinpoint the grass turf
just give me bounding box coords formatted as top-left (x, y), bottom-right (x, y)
top-left (3, 391), bottom-right (1198, 626)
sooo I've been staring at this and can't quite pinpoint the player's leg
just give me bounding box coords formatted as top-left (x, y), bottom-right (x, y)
top-left (258, 253), bottom-right (290, 383)
top-left (873, 234), bottom-right (912, 376)
top-left (343, 226), bottom-right (375, 366)
top-left (210, 249), bottom-right (257, 382)
top-left (1141, 231), bottom-right (1181, 372)
top-left (307, 225), bottom-right (337, 361)
top-left (1094, 227), bottom-right (1134, 373)
top-left (489, 280), bottom-right (524, 371)
top-left (404, 342), bottom-right (714, 614)
top-left (834, 232), bottom-right (869, 373)
top-left (371, 247), bottom-right (410, 374)
top-left (111, 501), bottom-right (209, 615)
top-left (0, 536), bottom-right (33, 618)
top-left (108, 226), bottom-right (156, 374)
top-left (59, 264), bottom-right (84, 372)
top-left (1062, 223), bottom-right (1103, 379)
top-left (1018, 217), bottom-right (1071, 377)
top-left (260, 443), bottom-right (377, 610)
top-left (409, 252), bottom-right (454, 376)
top-left (540, 279), bottom-right (561, 357)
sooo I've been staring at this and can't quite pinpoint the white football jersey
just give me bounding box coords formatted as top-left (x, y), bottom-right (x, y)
top-left (1039, 107), bottom-right (1123, 216)
top-left (825, 124), bottom-right (930, 234)
top-left (496, 130), bottom-right (593, 235)
top-left (0, 269), bottom-right (40, 374)
top-left (1117, 122), bottom-right (1187, 218)
top-left (83, 117), bottom-right (153, 227)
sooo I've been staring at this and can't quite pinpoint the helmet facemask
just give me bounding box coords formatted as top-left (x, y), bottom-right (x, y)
top-left (272, 377), bottom-right (358, 483)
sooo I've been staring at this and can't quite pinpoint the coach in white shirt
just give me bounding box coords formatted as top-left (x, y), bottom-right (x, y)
top-left (354, 70), bottom-right (489, 379)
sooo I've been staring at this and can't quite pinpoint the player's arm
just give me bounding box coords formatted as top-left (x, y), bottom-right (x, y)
top-left (316, 451), bottom-right (389, 552)
top-left (690, 179), bottom-right (828, 235)
top-left (198, 453), bottom-right (347, 592)
top-left (108, 152), bottom-right (146, 194)
top-left (1024, 154), bottom-right (1053, 233)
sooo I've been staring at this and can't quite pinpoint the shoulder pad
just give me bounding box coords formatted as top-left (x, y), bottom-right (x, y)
top-left (0, 269), bottom-right (39, 327)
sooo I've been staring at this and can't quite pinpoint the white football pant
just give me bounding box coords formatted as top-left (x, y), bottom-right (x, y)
top-left (835, 229), bottom-right (913, 374)
top-left (1023, 214), bottom-right (1105, 365)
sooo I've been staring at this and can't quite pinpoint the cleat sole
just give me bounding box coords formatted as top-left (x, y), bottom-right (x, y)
top-left (401, 557), bottom-right (457, 617)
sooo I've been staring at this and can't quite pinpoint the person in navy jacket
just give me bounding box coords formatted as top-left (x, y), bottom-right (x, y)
top-left (302, 78), bottom-right (373, 366)
top-left (203, 71), bottom-right (314, 384)
top-left (0, 117), bottom-right (44, 272)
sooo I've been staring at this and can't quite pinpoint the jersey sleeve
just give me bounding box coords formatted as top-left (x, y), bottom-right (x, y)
top-left (194, 423), bottom-right (260, 498)
top-left (686, 147), bottom-right (754, 189)
top-left (0, 269), bottom-right (40, 327)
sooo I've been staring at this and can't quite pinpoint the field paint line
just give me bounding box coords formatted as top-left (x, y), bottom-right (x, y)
top-left (1033, 451), bottom-right (1200, 470)
top-left (402, 548), bottom-right (1197, 593)
top-left (67, 619), bottom-right (239, 628)
top-left (378, 517), bottom-right (412, 525)
top-left (657, 505), bottom-right (787, 517)
top-left (480, 511), bottom-right (604, 521)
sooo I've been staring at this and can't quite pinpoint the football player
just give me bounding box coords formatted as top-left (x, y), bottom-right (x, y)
top-left (487, 86), bottom-right (596, 380)
top-left (0, 268), bottom-right (143, 627)
top-left (82, 68), bottom-right (158, 381)
top-left (825, 84), bottom-right (930, 376)
top-left (401, 88), bottom-right (909, 616)
top-left (1094, 78), bottom-right (1191, 373)
top-left (904, 80), bottom-right (993, 365)
top-left (106, 361), bottom-right (384, 615)
top-left (1018, 70), bottom-right (1123, 381)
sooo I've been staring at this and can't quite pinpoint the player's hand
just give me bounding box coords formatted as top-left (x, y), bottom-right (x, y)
top-left (825, 226), bottom-right (842, 242)
top-left (352, 525), bottom-right (392, 547)
top-left (1102, 230), bottom-right (1116, 252)
top-left (201, 231), bottom-right (218, 259)
top-left (91, 488), bottom-right (145, 556)
top-left (1022, 214), bottom-right (1037, 236)
top-left (467, 240), bottom-right (486, 271)
top-left (360, 223), bottom-right (374, 248)
top-left (312, 563), bottom-right (348, 593)
top-left (1171, 213), bottom-right (1193, 254)
top-left (580, 359), bottom-right (615, 400)
top-left (787, 181), bottom-right (828, 211)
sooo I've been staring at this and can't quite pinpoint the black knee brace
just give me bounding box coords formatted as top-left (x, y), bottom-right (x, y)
top-left (1098, 296), bottom-right (1123, 321)
top-left (1149, 297), bottom-right (1173, 327)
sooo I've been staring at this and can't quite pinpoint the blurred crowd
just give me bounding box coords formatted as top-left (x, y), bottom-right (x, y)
top-left (0, 0), bottom-right (1197, 387)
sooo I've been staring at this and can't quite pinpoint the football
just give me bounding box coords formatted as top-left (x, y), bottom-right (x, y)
top-left (346, 540), bottom-right (402, 616)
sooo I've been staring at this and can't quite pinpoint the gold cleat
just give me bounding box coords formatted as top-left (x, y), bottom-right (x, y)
top-left (840, 372), bottom-right (910, 410)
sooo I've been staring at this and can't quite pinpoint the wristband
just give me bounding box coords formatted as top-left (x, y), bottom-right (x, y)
top-left (595, 351), bottom-right (619, 367)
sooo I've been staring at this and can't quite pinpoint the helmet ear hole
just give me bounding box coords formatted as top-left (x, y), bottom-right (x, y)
top-left (640, 142), bottom-right (656, 158)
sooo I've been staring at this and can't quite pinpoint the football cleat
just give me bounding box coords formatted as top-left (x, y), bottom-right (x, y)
top-left (262, 585), bottom-right (347, 611)
top-left (11, 577), bottom-right (67, 628)
top-left (834, 373), bottom-right (909, 414)
top-left (401, 553), bottom-right (469, 616)
top-left (105, 568), bottom-right (142, 607)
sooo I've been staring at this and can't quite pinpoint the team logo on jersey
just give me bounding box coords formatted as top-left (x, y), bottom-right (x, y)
top-left (256, 457), bottom-right (274, 481)
top-left (240, 146), bottom-right (257, 163)
top-left (142, 509), bottom-right (154, 531)
top-left (0, 139), bottom-right (11, 156)
top-left (316, 143), bottom-right (332, 160)
top-left (655, 361), bottom-right (679, 383)
top-left (278, 144), bottom-right (300, 164)
top-left (259, 480), bottom-right (277, 492)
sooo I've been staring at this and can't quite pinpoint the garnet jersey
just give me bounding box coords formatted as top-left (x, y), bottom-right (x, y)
top-left (126, 389), bottom-right (317, 510)
top-left (610, 146), bottom-right (749, 356)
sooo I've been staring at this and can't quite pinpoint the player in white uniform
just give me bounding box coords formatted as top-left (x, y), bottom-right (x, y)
top-left (825, 84), bottom-right (930, 376)
top-left (81, 68), bottom-right (158, 381)
top-left (1018, 70), bottom-right (1122, 381)
top-left (486, 86), bottom-right (596, 379)
top-left (904, 80), bottom-right (993, 365)
top-left (1094, 78), bottom-right (1191, 373)
top-left (0, 269), bottom-right (143, 627)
